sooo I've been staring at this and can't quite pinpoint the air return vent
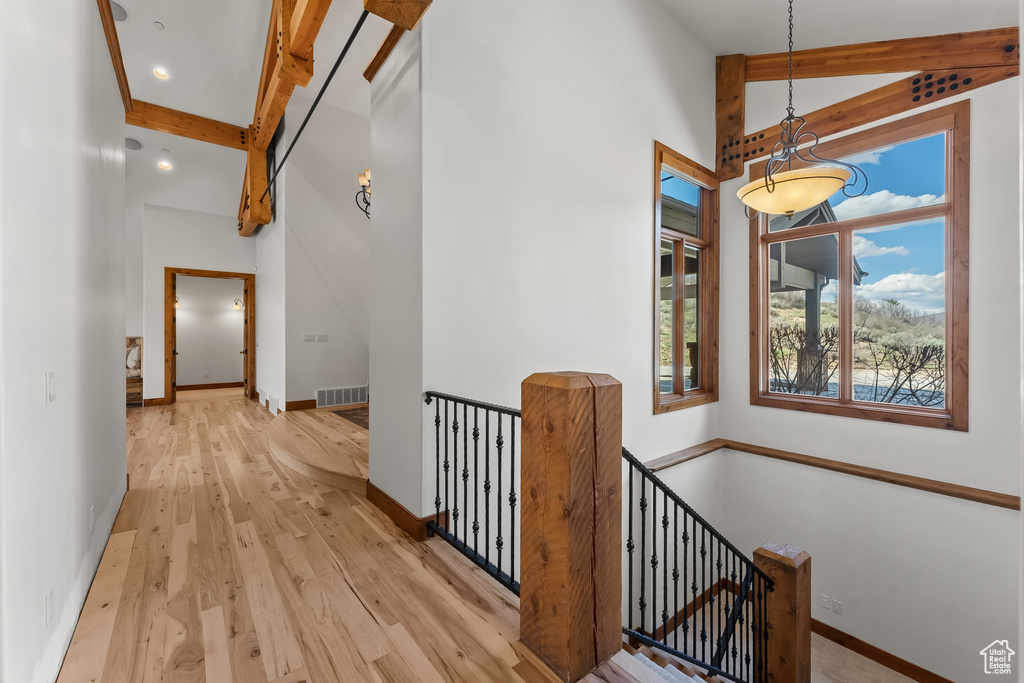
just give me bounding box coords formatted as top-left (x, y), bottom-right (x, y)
top-left (316, 385), bottom-right (368, 408)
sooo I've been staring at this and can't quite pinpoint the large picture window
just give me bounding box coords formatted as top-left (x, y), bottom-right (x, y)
top-left (750, 102), bottom-right (969, 430)
top-left (655, 143), bottom-right (719, 414)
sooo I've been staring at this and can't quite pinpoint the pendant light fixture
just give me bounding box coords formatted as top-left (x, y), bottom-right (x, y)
top-left (737, 0), bottom-right (867, 217)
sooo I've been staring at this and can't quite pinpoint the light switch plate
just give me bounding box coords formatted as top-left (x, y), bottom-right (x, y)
top-left (316, 334), bottom-right (328, 342)
top-left (819, 594), bottom-right (830, 609)
top-left (302, 333), bottom-right (315, 342)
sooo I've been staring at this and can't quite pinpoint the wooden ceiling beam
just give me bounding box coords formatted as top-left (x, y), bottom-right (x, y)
top-left (740, 64), bottom-right (1018, 164)
top-left (291, 0), bottom-right (333, 61)
top-left (744, 27), bottom-right (1020, 82)
top-left (95, 0), bottom-right (133, 113)
top-left (126, 100), bottom-right (248, 150)
top-left (364, 25), bottom-right (406, 82)
top-left (715, 54), bottom-right (746, 181)
top-left (363, 0), bottom-right (431, 31)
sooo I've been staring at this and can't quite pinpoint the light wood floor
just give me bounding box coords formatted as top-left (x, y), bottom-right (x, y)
top-left (57, 392), bottom-right (556, 683)
top-left (268, 410), bottom-right (369, 494)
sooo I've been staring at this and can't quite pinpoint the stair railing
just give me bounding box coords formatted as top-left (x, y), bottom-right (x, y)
top-left (622, 447), bottom-right (774, 683)
top-left (424, 391), bottom-right (521, 595)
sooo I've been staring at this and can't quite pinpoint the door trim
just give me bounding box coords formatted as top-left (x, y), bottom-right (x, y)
top-left (164, 267), bottom-right (257, 403)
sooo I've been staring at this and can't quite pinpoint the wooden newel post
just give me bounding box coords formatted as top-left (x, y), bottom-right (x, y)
top-left (520, 372), bottom-right (622, 682)
top-left (753, 542), bottom-right (811, 683)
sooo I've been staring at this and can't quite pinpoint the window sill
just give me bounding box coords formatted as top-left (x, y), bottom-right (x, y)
top-left (655, 390), bottom-right (718, 414)
top-left (751, 392), bottom-right (966, 431)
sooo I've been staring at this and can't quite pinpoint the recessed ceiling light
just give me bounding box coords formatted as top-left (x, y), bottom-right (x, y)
top-left (110, 1), bottom-right (129, 22)
top-left (153, 67), bottom-right (169, 80)
top-left (124, 137), bottom-right (144, 151)
top-left (153, 21), bottom-right (164, 30)
top-left (158, 161), bottom-right (172, 171)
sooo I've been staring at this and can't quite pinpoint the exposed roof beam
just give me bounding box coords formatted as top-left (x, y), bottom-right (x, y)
top-left (715, 54), bottom-right (745, 180)
top-left (744, 27), bottom-right (1020, 82)
top-left (239, 0), bottom-right (433, 235)
top-left (364, 25), bottom-right (406, 82)
top-left (95, 0), bottom-right (133, 113)
top-left (126, 100), bottom-right (249, 150)
top-left (363, 0), bottom-right (431, 31)
top-left (740, 64), bottom-right (1018, 165)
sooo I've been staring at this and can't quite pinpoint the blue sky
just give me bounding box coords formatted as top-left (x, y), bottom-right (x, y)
top-left (825, 133), bottom-right (948, 313)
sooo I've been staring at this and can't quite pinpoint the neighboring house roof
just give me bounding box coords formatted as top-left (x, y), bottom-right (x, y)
top-left (769, 200), bottom-right (867, 287)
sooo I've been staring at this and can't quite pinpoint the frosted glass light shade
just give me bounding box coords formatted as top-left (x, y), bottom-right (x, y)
top-left (738, 167), bottom-right (850, 216)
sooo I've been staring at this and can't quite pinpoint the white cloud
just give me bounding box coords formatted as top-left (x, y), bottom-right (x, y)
top-left (856, 272), bottom-right (946, 313)
top-left (842, 145), bottom-right (894, 166)
top-left (853, 234), bottom-right (908, 258)
top-left (833, 190), bottom-right (944, 221)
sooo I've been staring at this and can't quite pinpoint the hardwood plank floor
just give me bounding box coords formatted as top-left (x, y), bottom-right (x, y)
top-left (57, 393), bottom-right (524, 683)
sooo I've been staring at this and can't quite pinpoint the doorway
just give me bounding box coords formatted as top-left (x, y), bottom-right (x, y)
top-left (164, 267), bottom-right (256, 403)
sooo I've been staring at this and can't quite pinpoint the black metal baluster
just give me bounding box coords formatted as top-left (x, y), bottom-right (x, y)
top-left (443, 400), bottom-right (449, 533)
top-left (672, 505), bottom-right (679, 651)
top-left (700, 527), bottom-right (707, 661)
top-left (682, 512), bottom-right (689, 655)
top-left (433, 398), bottom-right (441, 525)
top-left (638, 476), bottom-right (647, 635)
top-left (661, 491), bottom-right (669, 644)
top-left (717, 539), bottom-right (724, 662)
top-left (744, 571), bottom-right (751, 681)
top-left (650, 482), bottom-right (658, 641)
top-left (509, 415), bottom-right (517, 586)
top-left (462, 404), bottom-right (469, 545)
top-left (627, 465), bottom-right (635, 629)
top-left (691, 514), bottom-right (697, 655)
top-left (484, 410), bottom-right (491, 565)
top-left (730, 553), bottom-right (738, 676)
top-left (452, 406), bottom-right (459, 541)
top-left (496, 414), bottom-right (504, 576)
top-left (472, 407), bottom-right (480, 554)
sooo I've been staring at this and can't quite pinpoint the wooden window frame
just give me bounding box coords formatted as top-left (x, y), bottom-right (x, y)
top-left (654, 142), bottom-right (720, 414)
top-left (748, 102), bottom-right (969, 431)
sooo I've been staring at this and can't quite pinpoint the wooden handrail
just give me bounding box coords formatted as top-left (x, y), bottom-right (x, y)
top-left (646, 439), bottom-right (1020, 511)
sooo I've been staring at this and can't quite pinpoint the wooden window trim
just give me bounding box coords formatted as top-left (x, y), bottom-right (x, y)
top-left (654, 142), bottom-right (720, 414)
top-left (748, 102), bottom-right (969, 430)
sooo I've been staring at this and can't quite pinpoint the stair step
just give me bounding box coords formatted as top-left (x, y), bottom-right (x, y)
top-left (633, 652), bottom-right (697, 682)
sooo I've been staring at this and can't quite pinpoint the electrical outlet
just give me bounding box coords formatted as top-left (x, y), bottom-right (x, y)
top-left (315, 334), bottom-right (328, 342)
top-left (89, 505), bottom-right (95, 532)
top-left (44, 371), bottom-right (56, 404)
top-left (44, 589), bottom-right (53, 628)
top-left (301, 333), bottom-right (315, 342)
top-left (832, 599), bottom-right (843, 615)
top-left (819, 594), bottom-right (830, 609)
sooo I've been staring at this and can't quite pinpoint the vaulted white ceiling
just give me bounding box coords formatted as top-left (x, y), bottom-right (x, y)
top-left (654, 0), bottom-right (1018, 56)
top-left (116, 0), bottom-right (390, 219)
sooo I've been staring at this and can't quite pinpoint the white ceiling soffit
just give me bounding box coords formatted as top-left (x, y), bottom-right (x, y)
top-left (115, 0), bottom-right (272, 124)
top-left (654, 0), bottom-right (1018, 56)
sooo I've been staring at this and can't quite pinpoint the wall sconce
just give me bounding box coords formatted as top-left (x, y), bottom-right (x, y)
top-left (356, 168), bottom-right (371, 219)
top-left (175, 296), bottom-right (181, 309)
top-left (233, 299), bottom-right (243, 310)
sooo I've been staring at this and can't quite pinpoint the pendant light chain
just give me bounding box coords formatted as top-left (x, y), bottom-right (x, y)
top-left (735, 0), bottom-right (868, 216)
top-left (787, 0), bottom-right (794, 117)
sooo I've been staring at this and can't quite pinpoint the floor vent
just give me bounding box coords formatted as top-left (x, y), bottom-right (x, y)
top-left (317, 385), bottom-right (368, 408)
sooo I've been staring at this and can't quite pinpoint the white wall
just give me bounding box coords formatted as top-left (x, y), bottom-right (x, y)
top-left (175, 276), bottom-right (245, 386)
top-left (388, 0), bottom-right (719, 516)
top-left (369, 28), bottom-right (425, 511)
top-left (0, 1), bottom-right (127, 681)
top-left (256, 131), bottom-right (288, 412)
top-left (142, 205), bottom-right (256, 399)
top-left (283, 98), bottom-right (371, 403)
